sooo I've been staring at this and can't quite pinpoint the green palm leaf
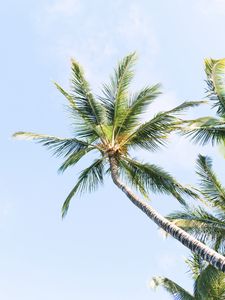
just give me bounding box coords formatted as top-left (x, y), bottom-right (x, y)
top-left (151, 276), bottom-right (194, 300)
top-left (100, 52), bottom-right (137, 128)
top-left (115, 83), bottom-right (162, 136)
top-left (124, 101), bottom-right (204, 151)
top-left (194, 265), bottom-right (225, 299)
top-left (122, 157), bottom-right (198, 205)
top-left (119, 159), bottom-right (149, 199)
top-left (205, 58), bottom-right (225, 116)
top-left (196, 154), bottom-right (225, 210)
top-left (180, 58), bottom-right (225, 147)
top-left (181, 117), bottom-right (225, 146)
top-left (124, 111), bottom-right (176, 151)
top-left (54, 82), bottom-right (103, 139)
top-left (70, 59), bottom-right (106, 125)
top-left (12, 132), bottom-right (91, 157)
top-left (62, 157), bottom-right (105, 217)
top-left (152, 254), bottom-right (225, 299)
top-left (185, 254), bottom-right (206, 280)
top-left (167, 207), bottom-right (225, 250)
top-left (167, 154), bottom-right (225, 254)
top-left (58, 147), bottom-right (95, 173)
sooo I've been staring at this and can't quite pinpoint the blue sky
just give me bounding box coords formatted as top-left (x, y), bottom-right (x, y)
top-left (1, 1), bottom-right (225, 299)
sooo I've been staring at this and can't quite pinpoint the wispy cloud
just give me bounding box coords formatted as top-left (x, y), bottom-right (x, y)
top-left (46, 0), bottom-right (81, 17)
top-left (34, 1), bottom-right (160, 89)
top-left (196, 0), bottom-right (225, 15)
top-left (118, 3), bottom-right (159, 55)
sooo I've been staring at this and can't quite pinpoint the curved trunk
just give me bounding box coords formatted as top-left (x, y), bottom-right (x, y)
top-left (109, 156), bottom-right (225, 273)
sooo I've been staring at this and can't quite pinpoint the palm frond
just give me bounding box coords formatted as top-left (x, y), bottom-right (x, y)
top-left (123, 112), bottom-right (176, 151)
top-left (12, 132), bottom-right (93, 157)
top-left (194, 265), bottom-right (225, 299)
top-left (122, 101), bottom-right (203, 151)
top-left (54, 82), bottom-right (76, 107)
top-left (58, 147), bottom-right (95, 173)
top-left (54, 82), bottom-right (102, 140)
top-left (205, 58), bottom-right (225, 116)
top-left (181, 116), bottom-right (225, 145)
top-left (100, 52), bottom-right (137, 128)
top-left (165, 100), bottom-right (206, 115)
top-left (115, 84), bottom-right (162, 136)
top-left (167, 207), bottom-right (225, 249)
top-left (185, 253), bottom-right (207, 280)
top-left (119, 159), bottom-right (149, 199)
top-left (122, 157), bottom-right (199, 205)
top-left (70, 59), bottom-right (106, 126)
top-left (196, 154), bottom-right (225, 210)
top-left (62, 157), bottom-right (105, 217)
top-left (151, 276), bottom-right (194, 300)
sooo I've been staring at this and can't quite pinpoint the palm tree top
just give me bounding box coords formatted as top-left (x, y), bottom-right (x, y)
top-left (167, 154), bottom-right (225, 254)
top-left (13, 52), bottom-right (202, 217)
top-left (151, 253), bottom-right (225, 299)
top-left (181, 57), bottom-right (225, 146)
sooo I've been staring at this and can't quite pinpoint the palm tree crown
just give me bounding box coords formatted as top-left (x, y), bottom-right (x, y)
top-left (183, 58), bottom-right (225, 146)
top-left (151, 253), bottom-right (225, 299)
top-left (168, 154), bottom-right (225, 254)
top-left (14, 53), bottom-right (199, 217)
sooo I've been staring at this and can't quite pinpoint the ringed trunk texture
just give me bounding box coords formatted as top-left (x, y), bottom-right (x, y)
top-left (109, 156), bottom-right (225, 273)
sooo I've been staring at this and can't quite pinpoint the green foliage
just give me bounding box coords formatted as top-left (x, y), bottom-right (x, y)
top-left (181, 58), bottom-right (225, 146)
top-left (14, 53), bottom-right (202, 216)
top-left (182, 117), bottom-right (225, 146)
top-left (62, 158), bottom-right (105, 217)
top-left (151, 276), bottom-right (194, 300)
top-left (167, 154), bottom-right (225, 254)
top-left (152, 253), bottom-right (225, 299)
top-left (120, 158), bottom-right (198, 205)
top-left (205, 58), bottom-right (225, 116)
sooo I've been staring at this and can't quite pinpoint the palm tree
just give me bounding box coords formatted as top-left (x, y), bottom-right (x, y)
top-left (151, 254), bottom-right (225, 299)
top-left (13, 53), bottom-right (225, 271)
top-left (182, 58), bottom-right (225, 145)
top-left (168, 154), bottom-right (225, 255)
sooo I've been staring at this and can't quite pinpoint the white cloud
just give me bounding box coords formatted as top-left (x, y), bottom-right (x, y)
top-left (35, 0), bottom-right (81, 37)
top-left (118, 3), bottom-right (159, 55)
top-left (196, 0), bottom-right (225, 15)
top-left (46, 0), bottom-right (81, 17)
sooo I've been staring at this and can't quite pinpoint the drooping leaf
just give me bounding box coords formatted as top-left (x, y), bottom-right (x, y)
top-left (62, 157), bottom-right (105, 217)
top-left (122, 157), bottom-right (198, 205)
top-left (13, 132), bottom-right (91, 157)
top-left (196, 154), bottom-right (225, 210)
top-left (181, 117), bottom-right (225, 145)
top-left (151, 276), bottom-right (194, 300)
top-left (205, 58), bottom-right (225, 116)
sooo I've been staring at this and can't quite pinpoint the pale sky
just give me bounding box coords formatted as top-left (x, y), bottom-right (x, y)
top-left (1, 1), bottom-right (225, 299)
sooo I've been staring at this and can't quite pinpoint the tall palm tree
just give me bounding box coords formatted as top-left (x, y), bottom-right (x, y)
top-left (13, 53), bottom-right (225, 271)
top-left (151, 254), bottom-right (225, 299)
top-left (182, 58), bottom-right (225, 145)
top-left (167, 154), bottom-right (225, 255)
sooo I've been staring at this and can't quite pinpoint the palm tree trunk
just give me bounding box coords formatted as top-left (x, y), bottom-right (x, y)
top-left (109, 155), bottom-right (225, 273)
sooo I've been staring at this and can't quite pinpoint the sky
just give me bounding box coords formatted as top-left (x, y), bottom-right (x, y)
top-left (1, 0), bottom-right (225, 299)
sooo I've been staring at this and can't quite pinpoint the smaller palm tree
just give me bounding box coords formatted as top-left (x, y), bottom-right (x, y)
top-left (182, 58), bottom-right (225, 145)
top-left (151, 254), bottom-right (225, 299)
top-left (13, 53), bottom-right (225, 271)
top-left (167, 154), bottom-right (225, 254)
